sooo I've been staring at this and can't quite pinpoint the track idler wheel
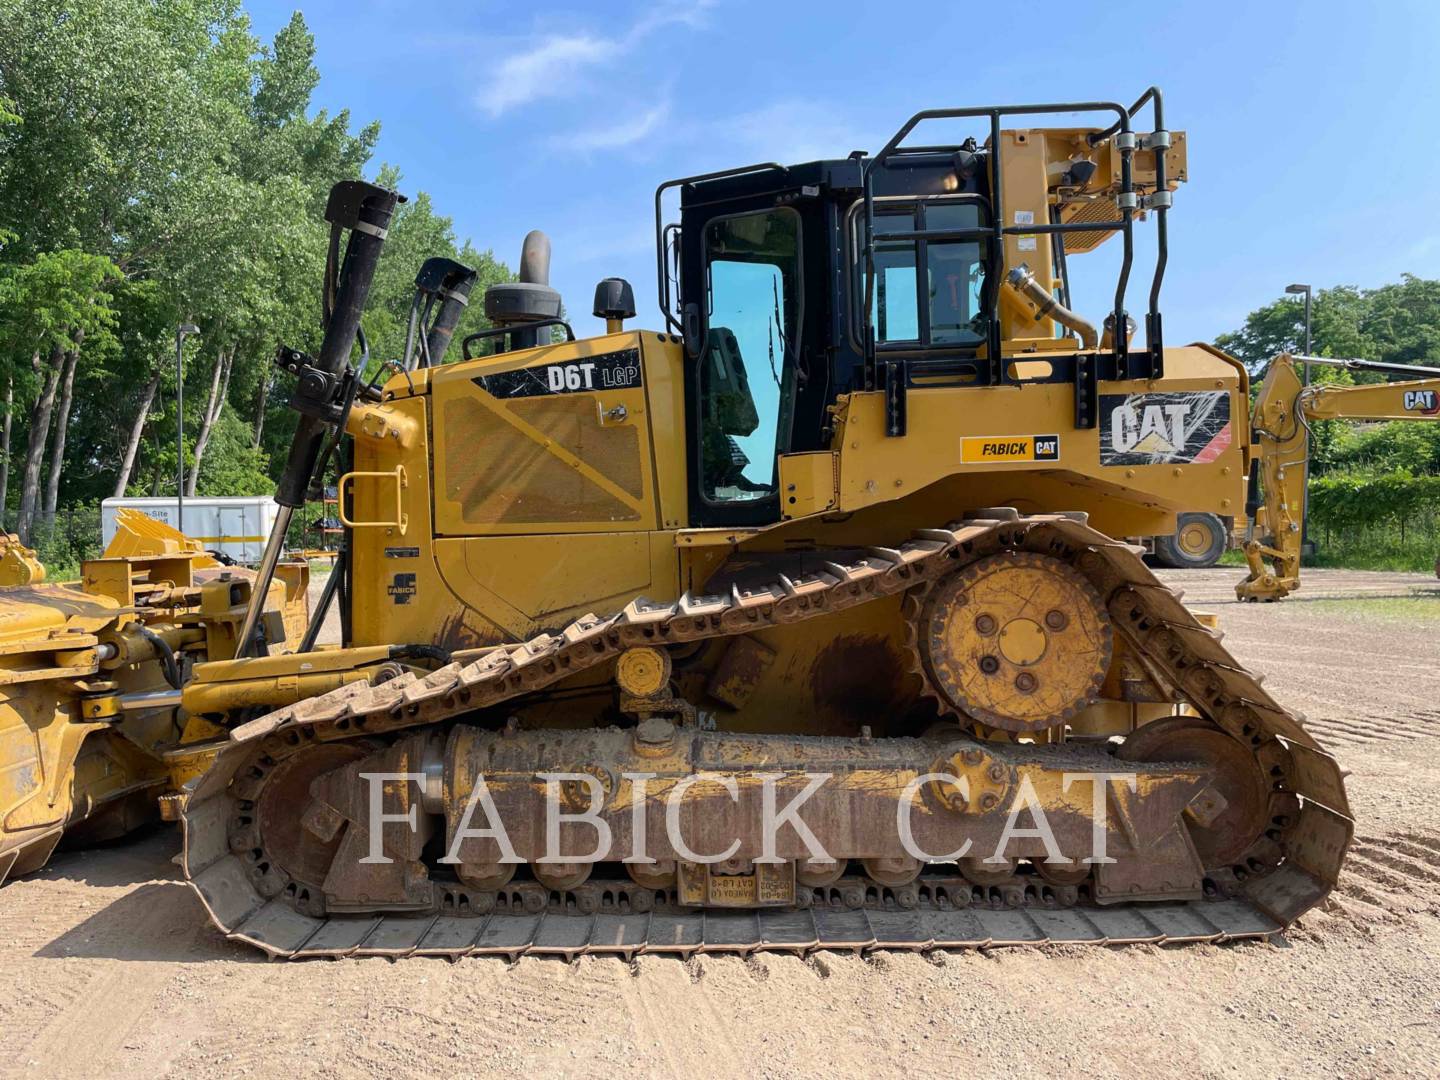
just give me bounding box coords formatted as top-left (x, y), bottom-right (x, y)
top-left (960, 855), bottom-right (1017, 886)
top-left (626, 860), bottom-right (677, 890)
top-left (1032, 859), bottom-right (1093, 887)
top-left (246, 741), bottom-right (375, 897)
top-left (861, 855), bottom-right (921, 888)
top-left (916, 552), bottom-right (1112, 733)
top-left (796, 859), bottom-right (847, 888)
top-left (458, 862), bottom-right (516, 890)
top-left (1117, 716), bottom-right (1269, 868)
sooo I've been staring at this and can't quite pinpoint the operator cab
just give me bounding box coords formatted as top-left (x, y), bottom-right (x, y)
top-left (657, 93), bottom-right (1179, 527)
top-left (666, 156), bottom-right (989, 526)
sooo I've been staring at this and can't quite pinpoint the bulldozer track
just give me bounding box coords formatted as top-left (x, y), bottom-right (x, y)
top-left (1346, 832), bottom-right (1440, 894)
top-left (181, 512), bottom-right (1353, 959)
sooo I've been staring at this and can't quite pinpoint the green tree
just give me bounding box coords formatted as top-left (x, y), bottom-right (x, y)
top-left (1217, 275), bottom-right (1440, 480)
top-left (0, 249), bottom-right (121, 537)
top-left (359, 179), bottom-right (512, 378)
top-left (0, 1), bottom-right (510, 561)
top-left (1216, 276), bottom-right (1440, 376)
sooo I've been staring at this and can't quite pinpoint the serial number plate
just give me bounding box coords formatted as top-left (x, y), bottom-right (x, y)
top-left (708, 873), bottom-right (759, 906)
top-left (678, 862), bottom-right (796, 907)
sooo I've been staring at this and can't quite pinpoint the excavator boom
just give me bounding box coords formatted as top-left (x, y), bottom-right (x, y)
top-left (1238, 353), bottom-right (1440, 600)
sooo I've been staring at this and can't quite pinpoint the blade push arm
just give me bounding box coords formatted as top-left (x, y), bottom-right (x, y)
top-left (1236, 353), bottom-right (1440, 600)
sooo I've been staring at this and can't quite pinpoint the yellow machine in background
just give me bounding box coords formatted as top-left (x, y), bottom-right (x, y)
top-left (1238, 353), bottom-right (1440, 600)
top-left (0, 534), bottom-right (46, 586)
top-left (2, 89), bottom-right (1354, 960)
top-left (0, 512), bottom-right (307, 885)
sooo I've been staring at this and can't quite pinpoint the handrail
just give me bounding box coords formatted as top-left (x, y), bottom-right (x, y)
top-left (652, 90), bottom-right (1178, 441)
top-left (1092, 86), bottom-right (1170, 362)
top-left (337, 465), bottom-right (408, 535)
top-left (653, 163), bottom-right (786, 334)
top-left (860, 100), bottom-right (1134, 391)
top-left (461, 318), bottom-right (575, 360)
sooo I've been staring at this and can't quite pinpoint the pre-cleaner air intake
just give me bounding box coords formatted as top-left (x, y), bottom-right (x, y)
top-left (235, 180), bottom-right (404, 658)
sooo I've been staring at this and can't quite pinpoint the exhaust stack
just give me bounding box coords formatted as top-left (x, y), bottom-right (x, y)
top-left (519, 230), bottom-right (551, 286)
top-left (484, 230), bottom-right (562, 351)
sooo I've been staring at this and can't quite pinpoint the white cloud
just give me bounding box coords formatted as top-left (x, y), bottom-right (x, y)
top-left (477, 34), bottom-right (614, 117)
top-left (630, 1), bottom-right (716, 37)
top-left (475, 2), bottom-right (714, 118)
top-left (723, 100), bottom-right (877, 165)
top-left (557, 101), bottom-right (672, 154)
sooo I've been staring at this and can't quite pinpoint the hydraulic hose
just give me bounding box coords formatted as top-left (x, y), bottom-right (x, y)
top-left (389, 643), bottom-right (453, 667)
top-left (136, 626), bottom-right (183, 691)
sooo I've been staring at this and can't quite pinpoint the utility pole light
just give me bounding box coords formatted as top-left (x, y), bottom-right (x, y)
top-left (176, 323), bottom-right (200, 536)
top-left (1285, 283), bottom-right (1312, 385)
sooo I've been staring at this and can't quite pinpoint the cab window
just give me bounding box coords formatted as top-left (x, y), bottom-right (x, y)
top-left (872, 213), bottom-right (921, 341)
top-left (700, 209), bottom-right (801, 504)
top-left (857, 197), bottom-right (988, 349)
top-left (924, 202), bottom-right (987, 345)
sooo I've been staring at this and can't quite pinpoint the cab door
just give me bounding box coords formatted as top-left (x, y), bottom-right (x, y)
top-left (679, 199), bottom-right (808, 528)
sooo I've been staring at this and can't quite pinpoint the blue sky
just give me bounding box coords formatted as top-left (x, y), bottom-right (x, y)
top-left (247, 0), bottom-right (1440, 345)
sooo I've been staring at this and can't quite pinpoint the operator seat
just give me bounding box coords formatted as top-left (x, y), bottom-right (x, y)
top-left (700, 327), bottom-right (764, 492)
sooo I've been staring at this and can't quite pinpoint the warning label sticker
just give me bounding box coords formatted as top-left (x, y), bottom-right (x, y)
top-left (1100, 391), bottom-right (1232, 466)
top-left (960, 434), bottom-right (1060, 464)
top-left (1013, 209), bottom-right (1037, 251)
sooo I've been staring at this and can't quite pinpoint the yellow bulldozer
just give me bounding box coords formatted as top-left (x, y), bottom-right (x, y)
top-left (0, 510), bottom-right (309, 885)
top-left (1, 88), bottom-right (1352, 959)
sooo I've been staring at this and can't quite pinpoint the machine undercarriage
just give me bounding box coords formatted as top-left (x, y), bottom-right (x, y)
top-left (183, 513), bottom-right (1349, 958)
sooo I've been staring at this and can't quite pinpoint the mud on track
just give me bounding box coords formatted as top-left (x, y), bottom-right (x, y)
top-left (1, 567), bottom-right (1437, 1078)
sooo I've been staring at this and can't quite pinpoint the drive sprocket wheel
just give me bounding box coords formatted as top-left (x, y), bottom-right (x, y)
top-left (911, 552), bottom-right (1112, 733)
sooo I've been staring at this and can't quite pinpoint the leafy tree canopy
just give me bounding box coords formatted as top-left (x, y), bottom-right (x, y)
top-left (1216, 275), bottom-right (1440, 478)
top-left (0, 0), bottom-right (511, 539)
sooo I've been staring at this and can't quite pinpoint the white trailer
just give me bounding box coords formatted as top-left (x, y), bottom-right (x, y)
top-left (101, 496), bottom-right (281, 565)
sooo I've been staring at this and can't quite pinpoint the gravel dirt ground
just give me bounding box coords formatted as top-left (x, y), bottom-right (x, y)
top-left (2, 567), bottom-right (1438, 1079)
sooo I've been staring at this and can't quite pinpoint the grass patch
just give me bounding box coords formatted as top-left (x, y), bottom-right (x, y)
top-left (1300, 594), bottom-right (1440, 623)
top-left (1304, 509), bottom-right (1437, 571)
top-left (1306, 538), bottom-right (1437, 573)
top-left (1219, 532), bottom-right (1437, 573)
